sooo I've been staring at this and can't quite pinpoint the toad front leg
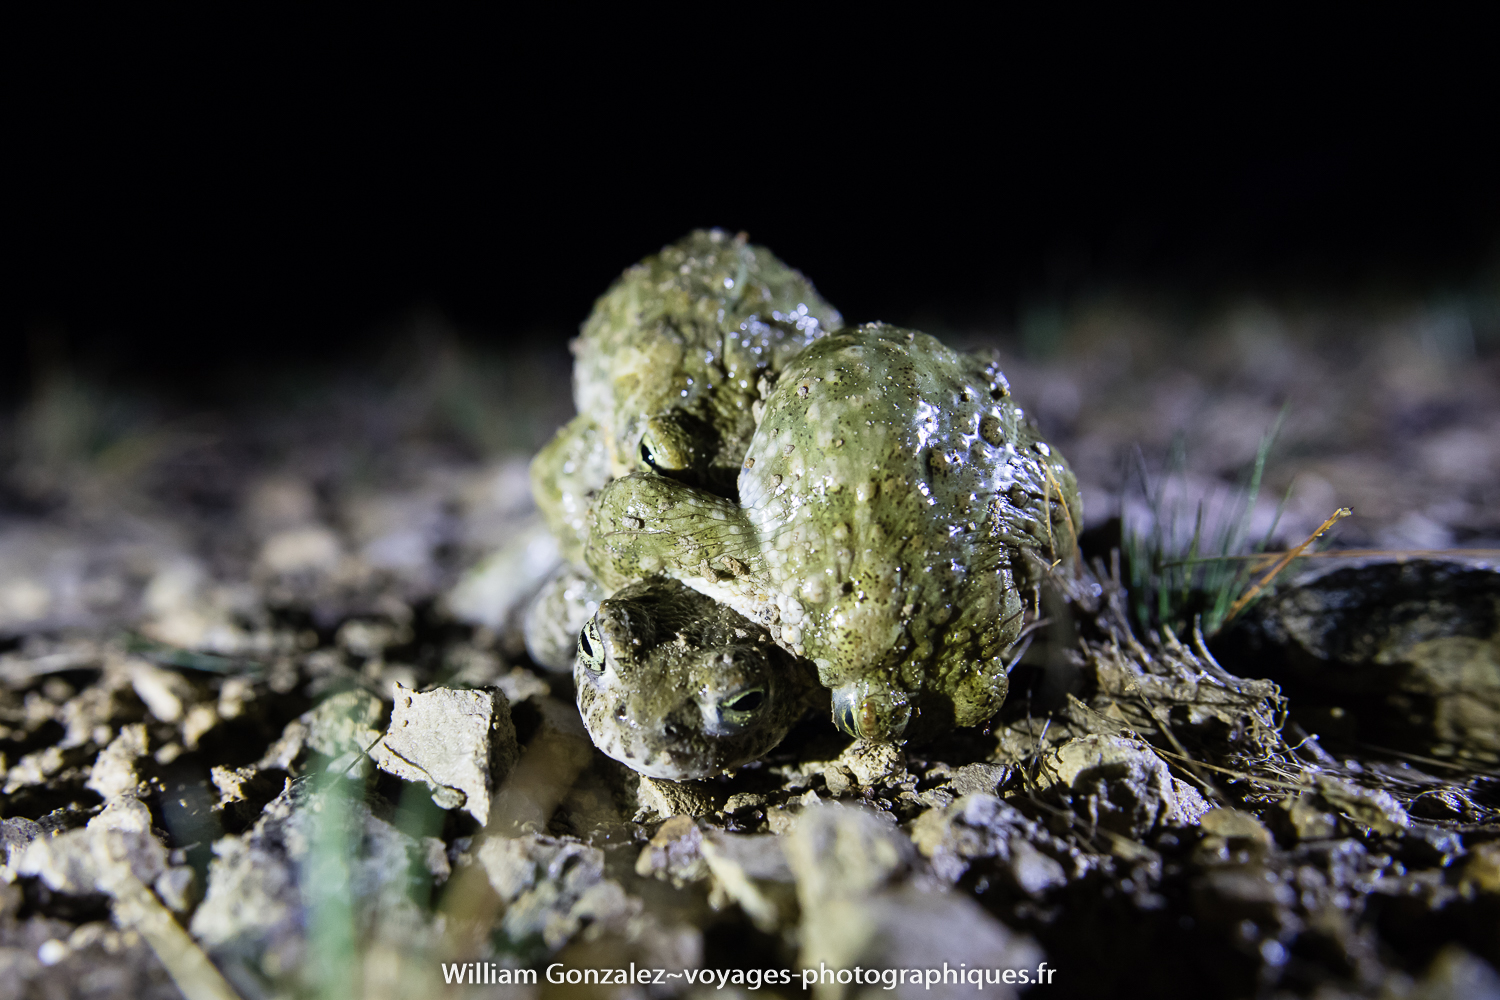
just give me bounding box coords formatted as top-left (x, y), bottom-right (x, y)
top-left (584, 472), bottom-right (778, 627)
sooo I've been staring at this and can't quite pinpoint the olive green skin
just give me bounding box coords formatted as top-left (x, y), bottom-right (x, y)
top-left (531, 230), bottom-right (842, 565)
top-left (576, 578), bottom-right (821, 780)
top-left (523, 565), bottom-right (606, 672)
top-left (585, 324), bottom-right (1082, 743)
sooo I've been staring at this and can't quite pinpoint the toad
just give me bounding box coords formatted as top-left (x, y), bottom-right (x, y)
top-left (583, 323), bottom-right (1081, 748)
top-left (575, 577), bottom-right (822, 780)
top-left (525, 230), bottom-right (841, 669)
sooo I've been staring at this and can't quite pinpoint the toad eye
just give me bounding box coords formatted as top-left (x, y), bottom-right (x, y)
top-left (638, 427), bottom-right (687, 473)
top-left (639, 435), bottom-right (663, 471)
top-left (717, 685), bottom-right (767, 726)
top-left (834, 701), bottom-right (858, 738)
top-left (637, 416), bottom-right (695, 474)
top-left (578, 618), bottom-right (606, 675)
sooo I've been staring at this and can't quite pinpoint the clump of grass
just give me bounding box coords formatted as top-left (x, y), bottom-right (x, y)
top-left (1122, 410), bottom-right (1293, 638)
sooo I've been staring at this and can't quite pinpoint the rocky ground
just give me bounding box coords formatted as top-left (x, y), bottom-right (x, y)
top-left (1, 297), bottom-right (1498, 999)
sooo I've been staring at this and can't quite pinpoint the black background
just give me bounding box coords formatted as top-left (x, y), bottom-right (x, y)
top-left (6, 14), bottom-right (1497, 402)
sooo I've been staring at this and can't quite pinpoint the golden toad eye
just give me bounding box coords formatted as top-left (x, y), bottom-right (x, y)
top-left (578, 618), bottom-right (606, 674)
top-left (636, 416), bottom-right (695, 474)
top-left (639, 434), bottom-right (663, 471)
top-left (724, 689), bottom-right (764, 712)
top-left (834, 701), bottom-right (858, 738)
top-left (717, 685), bottom-right (767, 726)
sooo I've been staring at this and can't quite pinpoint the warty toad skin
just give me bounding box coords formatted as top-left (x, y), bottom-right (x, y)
top-left (523, 230), bottom-right (840, 672)
top-left (575, 578), bottom-right (821, 780)
top-left (530, 229), bottom-right (841, 567)
top-left (584, 323), bottom-right (1081, 745)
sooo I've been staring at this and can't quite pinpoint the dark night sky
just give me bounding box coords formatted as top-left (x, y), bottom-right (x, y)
top-left (5, 14), bottom-right (1497, 398)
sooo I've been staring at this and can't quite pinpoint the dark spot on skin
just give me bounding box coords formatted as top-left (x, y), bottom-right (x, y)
top-left (980, 414), bottom-right (1005, 446)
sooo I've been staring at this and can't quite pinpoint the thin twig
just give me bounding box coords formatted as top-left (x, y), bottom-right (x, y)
top-left (1042, 461), bottom-right (1079, 562)
top-left (1021, 717), bottom-right (1054, 791)
top-left (1017, 789), bottom-right (1157, 861)
top-left (1223, 507), bottom-right (1352, 624)
top-left (1130, 684), bottom-right (1225, 803)
top-left (1016, 616), bottom-right (1053, 643)
top-left (1041, 468), bottom-right (1056, 562)
top-left (94, 843), bottom-right (244, 1000)
top-left (1150, 747), bottom-right (1309, 791)
top-left (1191, 619), bottom-right (1252, 690)
top-left (1355, 741), bottom-right (1500, 778)
top-left (1003, 631), bottom-right (1039, 675)
top-left (1164, 547), bottom-right (1500, 568)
